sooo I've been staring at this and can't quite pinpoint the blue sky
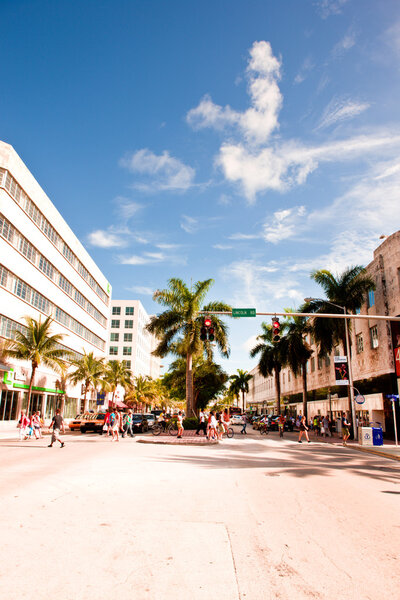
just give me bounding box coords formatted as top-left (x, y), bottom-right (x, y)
top-left (1, 0), bottom-right (400, 375)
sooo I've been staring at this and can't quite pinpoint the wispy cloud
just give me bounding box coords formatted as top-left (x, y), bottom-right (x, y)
top-left (315, 0), bottom-right (349, 19)
top-left (87, 228), bottom-right (128, 248)
top-left (331, 31), bottom-right (356, 58)
top-left (213, 244), bottom-right (233, 250)
top-left (180, 215), bottom-right (199, 233)
top-left (317, 97), bottom-right (370, 129)
top-left (229, 232), bottom-right (260, 240)
top-left (114, 197), bottom-right (143, 220)
top-left (126, 285), bottom-right (154, 296)
top-left (187, 41), bottom-right (282, 145)
top-left (120, 149), bottom-right (195, 192)
top-left (119, 252), bottom-right (166, 266)
top-left (263, 206), bottom-right (306, 244)
top-left (294, 56), bottom-right (314, 85)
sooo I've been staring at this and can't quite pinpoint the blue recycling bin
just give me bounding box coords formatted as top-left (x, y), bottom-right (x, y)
top-left (372, 427), bottom-right (383, 446)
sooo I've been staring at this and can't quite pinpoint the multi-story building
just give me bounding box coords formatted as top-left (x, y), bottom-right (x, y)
top-left (108, 299), bottom-right (161, 381)
top-left (0, 141), bottom-right (111, 429)
top-left (245, 231), bottom-right (400, 436)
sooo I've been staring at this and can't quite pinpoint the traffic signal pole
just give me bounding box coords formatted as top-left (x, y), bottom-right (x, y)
top-left (198, 310), bottom-right (400, 322)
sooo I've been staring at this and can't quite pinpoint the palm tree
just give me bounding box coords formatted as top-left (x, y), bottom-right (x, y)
top-left (104, 360), bottom-right (132, 406)
top-left (250, 322), bottom-right (287, 415)
top-left (3, 315), bottom-right (71, 415)
top-left (146, 278), bottom-right (231, 416)
top-left (228, 369), bottom-right (253, 412)
top-left (305, 266), bottom-right (375, 413)
top-left (69, 351), bottom-right (105, 412)
top-left (280, 309), bottom-right (313, 419)
top-left (125, 375), bottom-right (157, 412)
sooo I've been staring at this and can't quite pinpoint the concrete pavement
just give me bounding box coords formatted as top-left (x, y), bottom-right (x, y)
top-left (0, 430), bottom-right (399, 599)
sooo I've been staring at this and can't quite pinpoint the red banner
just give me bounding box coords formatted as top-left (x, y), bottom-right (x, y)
top-left (395, 346), bottom-right (400, 377)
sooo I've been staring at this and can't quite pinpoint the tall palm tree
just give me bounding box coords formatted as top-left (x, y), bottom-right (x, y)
top-left (69, 351), bottom-right (105, 412)
top-left (3, 315), bottom-right (71, 415)
top-left (228, 369), bottom-right (253, 412)
top-left (104, 360), bottom-right (132, 406)
top-left (125, 375), bottom-right (157, 412)
top-left (250, 321), bottom-right (287, 415)
top-left (280, 309), bottom-right (313, 419)
top-left (305, 266), bottom-right (375, 413)
top-left (146, 278), bottom-right (231, 416)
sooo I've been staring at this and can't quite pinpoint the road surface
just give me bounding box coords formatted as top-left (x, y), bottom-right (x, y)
top-left (0, 430), bottom-right (399, 599)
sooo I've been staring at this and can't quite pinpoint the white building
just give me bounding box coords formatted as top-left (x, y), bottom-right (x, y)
top-left (108, 300), bottom-right (161, 380)
top-left (0, 141), bottom-right (111, 428)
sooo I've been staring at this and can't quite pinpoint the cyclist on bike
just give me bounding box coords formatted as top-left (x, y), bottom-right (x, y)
top-left (222, 408), bottom-right (230, 434)
top-left (157, 411), bottom-right (167, 432)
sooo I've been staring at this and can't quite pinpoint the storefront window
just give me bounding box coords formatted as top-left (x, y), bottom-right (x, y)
top-left (0, 390), bottom-right (19, 420)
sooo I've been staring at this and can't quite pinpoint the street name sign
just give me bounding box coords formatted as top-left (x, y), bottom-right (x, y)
top-left (232, 308), bottom-right (256, 317)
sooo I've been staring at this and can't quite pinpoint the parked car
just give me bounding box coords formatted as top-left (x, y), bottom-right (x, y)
top-left (79, 412), bottom-right (106, 434)
top-left (231, 414), bottom-right (244, 425)
top-left (69, 414), bottom-right (83, 431)
top-left (143, 413), bottom-right (156, 428)
top-left (131, 413), bottom-right (151, 433)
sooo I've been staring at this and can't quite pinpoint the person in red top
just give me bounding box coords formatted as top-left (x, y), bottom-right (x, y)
top-left (278, 414), bottom-right (285, 438)
top-left (18, 410), bottom-right (29, 441)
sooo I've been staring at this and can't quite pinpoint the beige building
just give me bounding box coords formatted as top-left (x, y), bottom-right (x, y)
top-left (246, 232), bottom-right (400, 436)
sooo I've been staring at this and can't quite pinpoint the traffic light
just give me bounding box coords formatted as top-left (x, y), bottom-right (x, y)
top-left (200, 317), bottom-right (213, 341)
top-left (208, 326), bottom-right (215, 342)
top-left (200, 326), bottom-right (207, 341)
top-left (272, 318), bottom-right (280, 342)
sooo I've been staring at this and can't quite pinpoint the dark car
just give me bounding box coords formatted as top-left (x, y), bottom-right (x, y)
top-left (131, 413), bottom-right (151, 433)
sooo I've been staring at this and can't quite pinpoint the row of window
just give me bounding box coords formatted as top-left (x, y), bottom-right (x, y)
top-left (112, 306), bottom-right (134, 315)
top-left (356, 326), bottom-right (379, 353)
top-left (0, 315), bottom-right (83, 362)
top-left (110, 333), bottom-right (133, 342)
top-left (111, 319), bottom-right (134, 329)
top-left (109, 346), bottom-right (132, 356)
top-left (0, 168), bottom-right (109, 305)
top-left (0, 265), bottom-right (105, 351)
top-left (0, 213), bottom-right (107, 327)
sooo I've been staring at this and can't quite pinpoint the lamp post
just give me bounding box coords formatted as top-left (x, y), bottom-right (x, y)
top-left (304, 298), bottom-right (358, 440)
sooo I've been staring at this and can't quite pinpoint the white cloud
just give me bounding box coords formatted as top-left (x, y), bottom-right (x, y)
top-left (187, 41), bottom-right (282, 145)
top-left (115, 197), bottom-right (143, 220)
top-left (87, 229), bottom-right (127, 248)
top-left (126, 286), bottom-right (154, 295)
top-left (213, 244), bottom-right (233, 250)
top-left (317, 97), bottom-right (369, 130)
top-left (294, 56), bottom-right (314, 85)
top-left (180, 215), bottom-right (199, 233)
top-left (384, 21), bottom-right (400, 57)
top-left (118, 252), bottom-right (166, 266)
top-left (315, 0), bottom-right (349, 19)
top-left (331, 31), bottom-right (356, 58)
top-left (229, 232), bottom-right (260, 240)
top-left (243, 334), bottom-right (259, 354)
top-left (120, 149), bottom-right (195, 191)
top-left (263, 206), bottom-right (307, 244)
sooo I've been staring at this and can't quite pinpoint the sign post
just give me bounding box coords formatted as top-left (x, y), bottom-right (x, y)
top-left (387, 395), bottom-right (399, 447)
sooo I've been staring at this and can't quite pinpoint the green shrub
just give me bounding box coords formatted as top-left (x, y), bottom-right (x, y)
top-left (183, 417), bottom-right (199, 429)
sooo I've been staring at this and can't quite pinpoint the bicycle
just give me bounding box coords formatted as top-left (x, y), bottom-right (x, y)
top-left (221, 426), bottom-right (234, 439)
top-left (151, 421), bottom-right (178, 436)
top-left (259, 422), bottom-right (269, 435)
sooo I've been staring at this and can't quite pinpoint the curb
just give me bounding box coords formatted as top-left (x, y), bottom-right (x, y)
top-left (136, 437), bottom-right (219, 446)
top-left (347, 445), bottom-right (400, 462)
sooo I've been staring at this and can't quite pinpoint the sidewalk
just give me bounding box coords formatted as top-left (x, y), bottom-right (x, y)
top-left (305, 430), bottom-right (400, 462)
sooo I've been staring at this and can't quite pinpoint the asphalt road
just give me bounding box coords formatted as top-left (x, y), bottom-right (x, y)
top-left (0, 429), bottom-right (399, 600)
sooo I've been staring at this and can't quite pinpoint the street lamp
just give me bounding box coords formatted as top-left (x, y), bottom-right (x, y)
top-left (304, 297), bottom-right (357, 439)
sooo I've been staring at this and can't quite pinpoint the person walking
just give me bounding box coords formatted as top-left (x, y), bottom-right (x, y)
top-left (176, 411), bottom-right (184, 439)
top-left (195, 410), bottom-right (207, 436)
top-left (341, 411), bottom-right (351, 446)
top-left (322, 415), bottom-right (331, 438)
top-left (110, 409), bottom-right (120, 441)
top-left (207, 411), bottom-right (217, 440)
top-left (125, 410), bottom-right (134, 437)
top-left (47, 408), bottom-right (65, 448)
top-left (298, 414), bottom-right (310, 443)
top-left (278, 414), bottom-right (285, 438)
top-left (32, 411), bottom-right (42, 439)
top-left (240, 413), bottom-right (248, 435)
top-left (18, 410), bottom-right (29, 441)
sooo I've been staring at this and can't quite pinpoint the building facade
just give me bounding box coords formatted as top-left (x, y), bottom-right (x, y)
top-left (245, 232), bottom-right (400, 435)
top-left (0, 141), bottom-right (111, 428)
top-left (107, 299), bottom-right (161, 381)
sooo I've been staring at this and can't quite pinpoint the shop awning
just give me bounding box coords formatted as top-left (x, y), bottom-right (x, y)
top-left (110, 399), bottom-right (128, 408)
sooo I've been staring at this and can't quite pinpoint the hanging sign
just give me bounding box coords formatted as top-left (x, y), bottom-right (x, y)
top-left (334, 356), bottom-right (349, 386)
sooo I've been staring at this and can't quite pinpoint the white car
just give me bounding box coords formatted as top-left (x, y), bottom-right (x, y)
top-left (231, 414), bottom-right (244, 425)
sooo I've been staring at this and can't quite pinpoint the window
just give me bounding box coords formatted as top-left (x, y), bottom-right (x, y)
top-left (318, 356), bottom-right (323, 370)
top-left (125, 306), bottom-right (134, 315)
top-left (59, 275), bottom-right (72, 296)
top-left (325, 355), bottom-right (330, 367)
top-left (367, 289), bottom-right (375, 308)
top-left (370, 326), bottom-right (379, 349)
top-left (124, 320), bottom-right (133, 329)
top-left (110, 333), bottom-right (119, 342)
top-left (356, 333), bottom-right (364, 354)
top-left (109, 346), bottom-right (118, 356)
top-left (311, 357), bottom-right (315, 372)
top-left (123, 360), bottom-right (131, 369)
top-left (38, 256), bottom-right (54, 280)
top-left (123, 347), bottom-right (132, 356)
top-left (288, 372), bottom-right (291, 382)
top-left (124, 333), bottom-right (133, 342)
top-left (355, 307), bottom-right (361, 314)
top-left (111, 320), bottom-right (120, 329)
top-left (112, 307), bottom-right (121, 315)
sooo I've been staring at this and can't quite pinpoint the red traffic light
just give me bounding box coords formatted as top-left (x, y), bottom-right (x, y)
top-left (208, 326), bottom-right (215, 341)
top-left (204, 317), bottom-right (212, 327)
top-left (272, 318), bottom-right (280, 342)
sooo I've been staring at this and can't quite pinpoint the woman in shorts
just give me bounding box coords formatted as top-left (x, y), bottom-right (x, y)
top-left (298, 415), bottom-right (310, 443)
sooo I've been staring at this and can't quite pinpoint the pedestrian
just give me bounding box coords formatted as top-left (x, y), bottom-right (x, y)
top-left (341, 411), bottom-right (351, 446)
top-left (103, 410), bottom-right (112, 436)
top-left (32, 411), bottom-right (42, 439)
top-left (195, 410), bottom-right (207, 436)
top-left (207, 411), bottom-right (217, 440)
top-left (322, 415), bottom-right (331, 437)
top-left (296, 414), bottom-right (301, 429)
top-left (217, 414), bottom-right (225, 440)
top-left (125, 410), bottom-right (134, 437)
top-left (110, 409), bottom-right (120, 441)
top-left (17, 410), bottom-right (29, 441)
top-left (313, 415), bottom-right (319, 436)
top-left (222, 408), bottom-right (231, 435)
top-left (298, 414), bottom-right (310, 443)
top-left (278, 414), bottom-right (285, 438)
top-left (240, 413), bottom-right (248, 434)
top-left (176, 411), bottom-right (184, 439)
top-left (47, 408), bottom-right (65, 448)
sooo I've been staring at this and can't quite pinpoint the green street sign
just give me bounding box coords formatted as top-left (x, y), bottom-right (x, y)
top-left (232, 308), bottom-right (256, 318)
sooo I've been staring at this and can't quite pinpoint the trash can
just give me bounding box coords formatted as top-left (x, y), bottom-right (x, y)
top-left (359, 427), bottom-right (373, 446)
top-left (372, 427), bottom-right (383, 446)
